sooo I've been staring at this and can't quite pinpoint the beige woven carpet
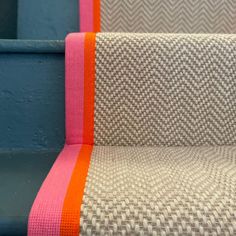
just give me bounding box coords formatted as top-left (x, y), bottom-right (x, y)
top-left (95, 34), bottom-right (236, 146)
top-left (81, 145), bottom-right (236, 235)
top-left (29, 33), bottom-right (236, 235)
top-left (100, 0), bottom-right (236, 33)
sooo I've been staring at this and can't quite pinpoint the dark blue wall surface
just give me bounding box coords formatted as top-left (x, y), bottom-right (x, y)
top-left (0, 0), bottom-right (79, 149)
top-left (18, 0), bottom-right (79, 40)
top-left (0, 41), bottom-right (65, 149)
top-left (0, 0), bottom-right (17, 39)
top-left (0, 150), bottom-right (58, 235)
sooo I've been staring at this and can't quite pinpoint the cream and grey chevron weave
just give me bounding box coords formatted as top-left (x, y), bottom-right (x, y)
top-left (100, 0), bottom-right (236, 33)
top-left (81, 145), bottom-right (236, 235)
top-left (30, 0), bottom-right (236, 233)
top-left (79, 33), bottom-right (236, 235)
top-left (94, 33), bottom-right (236, 146)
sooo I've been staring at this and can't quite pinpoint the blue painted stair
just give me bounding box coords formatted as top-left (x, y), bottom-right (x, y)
top-left (0, 0), bottom-right (78, 40)
top-left (0, 40), bottom-right (65, 150)
top-left (0, 40), bottom-right (66, 235)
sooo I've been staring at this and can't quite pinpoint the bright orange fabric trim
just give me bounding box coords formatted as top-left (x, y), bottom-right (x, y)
top-left (60, 33), bottom-right (95, 235)
top-left (60, 145), bottom-right (93, 235)
top-left (93, 0), bottom-right (101, 32)
top-left (83, 33), bottom-right (96, 144)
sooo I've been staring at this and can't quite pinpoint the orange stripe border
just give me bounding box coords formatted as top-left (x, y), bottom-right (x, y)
top-left (93, 0), bottom-right (101, 32)
top-left (60, 33), bottom-right (96, 235)
top-left (60, 145), bottom-right (93, 235)
top-left (83, 33), bottom-right (96, 144)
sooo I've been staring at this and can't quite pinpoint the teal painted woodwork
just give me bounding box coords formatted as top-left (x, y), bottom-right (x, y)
top-left (0, 0), bottom-right (78, 40)
top-left (0, 150), bottom-right (58, 235)
top-left (17, 0), bottom-right (79, 40)
top-left (0, 0), bottom-right (17, 39)
top-left (0, 40), bottom-right (65, 149)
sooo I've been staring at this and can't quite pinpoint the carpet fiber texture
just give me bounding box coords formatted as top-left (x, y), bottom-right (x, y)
top-left (80, 0), bottom-right (236, 33)
top-left (81, 145), bottom-right (236, 235)
top-left (28, 33), bottom-right (236, 235)
top-left (95, 33), bottom-right (236, 146)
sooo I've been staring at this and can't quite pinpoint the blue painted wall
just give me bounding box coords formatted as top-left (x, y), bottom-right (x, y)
top-left (17, 0), bottom-right (79, 40)
top-left (0, 41), bottom-right (65, 149)
top-left (0, 0), bottom-right (17, 39)
top-left (0, 0), bottom-right (80, 149)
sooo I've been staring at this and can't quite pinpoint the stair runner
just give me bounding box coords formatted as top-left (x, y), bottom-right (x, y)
top-left (28, 1), bottom-right (236, 235)
top-left (80, 0), bottom-right (236, 33)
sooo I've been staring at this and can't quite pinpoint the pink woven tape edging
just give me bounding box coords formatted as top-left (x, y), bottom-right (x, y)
top-left (28, 144), bottom-right (82, 236)
top-left (66, 33), bottom-right (85, 144)
top-left (80, 0), bottom-right (93, 32)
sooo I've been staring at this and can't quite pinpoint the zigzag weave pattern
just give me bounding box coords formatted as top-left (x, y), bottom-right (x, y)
top-left (100, 0), bottom-right (236, 33)
top-left (28, 33), bottom-right (236, 234)
top-left (81, 145), bottom-right (236, 235)
top-left (95, 33), bottom-right (236, 146)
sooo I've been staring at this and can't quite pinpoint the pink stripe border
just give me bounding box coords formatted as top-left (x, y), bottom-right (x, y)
top-left (28, 144), bottom-right (82, 235)
top-left (66, 33), bottom-right (85, 144)
top-left (80, 0), bottom-right (93, 32)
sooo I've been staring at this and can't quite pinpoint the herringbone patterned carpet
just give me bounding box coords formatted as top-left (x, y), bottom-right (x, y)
top-left (95, 33), bottom-right (236, 146)
top-left (81, 145), bottom-right (236, 235)
top-left (28, 32), bottom-right (236, 235)
top-left (100, 0), bottom-right (236, 33)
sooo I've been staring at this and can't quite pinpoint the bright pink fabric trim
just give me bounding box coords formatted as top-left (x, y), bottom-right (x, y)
top-left (28, 144), bottom-right (82, 236)
top-left (80, 0), bottom-right (93, 32)
top-left (66, 33), bottom-right (85, 144)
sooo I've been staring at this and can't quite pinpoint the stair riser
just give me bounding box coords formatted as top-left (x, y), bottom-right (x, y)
top-left (0, 41), bottom-right (65, 149)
